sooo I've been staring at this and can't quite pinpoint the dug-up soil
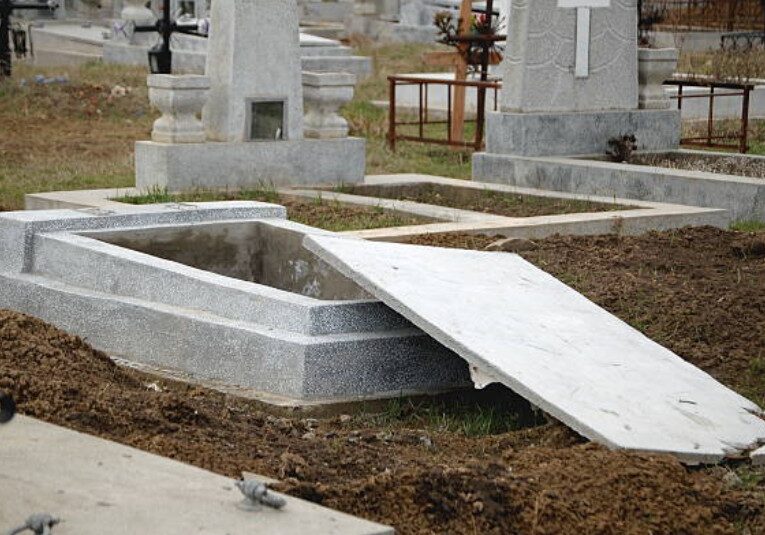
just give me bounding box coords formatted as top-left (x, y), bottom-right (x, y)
top-left (2, 226), bottom-right (765, 534)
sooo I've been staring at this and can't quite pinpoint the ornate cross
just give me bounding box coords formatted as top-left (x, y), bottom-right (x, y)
top-left (558, 0), bottom-right (610, 78)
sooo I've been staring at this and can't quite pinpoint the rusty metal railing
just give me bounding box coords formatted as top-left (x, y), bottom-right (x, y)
top-left (643, 0), bottom-right (765, 32)
top-left (666, 78), bottom-right (755, 153)
top-left (387, 75), bottom-right (501, 152)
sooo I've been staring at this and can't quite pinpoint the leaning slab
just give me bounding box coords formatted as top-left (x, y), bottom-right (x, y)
top-left (0, 415), bottom-right (392, 534)
top-left (304, 235), bottom-right (765, 464)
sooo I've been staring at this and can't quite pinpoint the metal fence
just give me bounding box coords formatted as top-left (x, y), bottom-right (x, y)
top-left (667, 78), bottom-right (755, 153)
top-left (387, 75), bottom-right (501, 152)
top-left (642, 0), bottom-right (765, 32)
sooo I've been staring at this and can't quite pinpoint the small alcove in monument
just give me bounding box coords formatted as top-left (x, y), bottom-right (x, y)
top-left (247, 99), bottom-right (287, 141)
top-left (92, 221), bottom-right (372, 301)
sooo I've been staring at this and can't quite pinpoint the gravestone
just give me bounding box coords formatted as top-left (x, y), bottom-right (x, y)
top-left (134, 0), bottom-right (365, 190)
top-left (475, 0), bottom-right (680, 158)
top-left (203, 0), bottom-right (304, 142)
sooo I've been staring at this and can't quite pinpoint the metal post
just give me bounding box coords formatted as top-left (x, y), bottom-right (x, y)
top-left (474, 0), bottom-right (494, 150)
top-left (741, 85), bottom-right (751, 153)
top-left (387, 77), bottom-right (396, 152)
top-left (707, 84), bottom-right (715, 147)
top-left (447, 82), bottom-right (452, 143)
top-left (0, 0), bottom-right (11, 77)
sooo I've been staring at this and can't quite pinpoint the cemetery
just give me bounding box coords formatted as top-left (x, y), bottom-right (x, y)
top-left (1, 0), bottom-right (765, 533)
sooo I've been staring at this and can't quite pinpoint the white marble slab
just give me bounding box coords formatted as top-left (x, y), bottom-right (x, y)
top-left (304, 235), bottom-right (765, 464)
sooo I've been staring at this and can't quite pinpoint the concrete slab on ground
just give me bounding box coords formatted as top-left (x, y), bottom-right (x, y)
top-left (0, 415), bottom-right (393, 534)
top-left (304, 234), bottom-right (765, 464)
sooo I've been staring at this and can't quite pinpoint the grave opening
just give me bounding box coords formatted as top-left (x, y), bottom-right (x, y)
top-left (91, 220), bottom-right (372, 301)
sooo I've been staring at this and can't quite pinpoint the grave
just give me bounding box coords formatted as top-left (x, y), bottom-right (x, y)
top-left (476, 0), bottom-right (680, 158)
top-left (0, 203), bottom-right (468, 403)
top-left (134, 0), bottom-right (366, 190)
top-left (471, 0), bottom-right (765, 222)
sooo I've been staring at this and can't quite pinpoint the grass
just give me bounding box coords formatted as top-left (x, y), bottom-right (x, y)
top-left (731, 220), bottom-right (765, 232)
top-left (116, 186), bottom-right (429, 232)
top-left (0, 61), bottom-right (152, 211)
top-left (362, 385), bottom-right (544, 437)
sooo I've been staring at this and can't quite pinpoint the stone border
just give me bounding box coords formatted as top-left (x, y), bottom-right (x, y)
top-left (24, 175), bottom-right (730, 242)
top-left (473, 149), bottom-right (765, 222)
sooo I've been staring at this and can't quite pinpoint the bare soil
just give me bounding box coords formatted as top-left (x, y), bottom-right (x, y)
top-left (2, 226), bottom-right (765, 533)
top-left (337, 182), bottom-right (632, 217)
top-left (629, 152), bottom-right (765, 179)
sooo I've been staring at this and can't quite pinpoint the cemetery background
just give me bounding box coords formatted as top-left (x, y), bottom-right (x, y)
top-left (1, 4), bottom-right (765, 532)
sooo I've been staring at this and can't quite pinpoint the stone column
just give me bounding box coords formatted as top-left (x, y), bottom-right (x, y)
top-left (148, 74), bottom-right (209, 143)
top-left (303, 72), bottom-right (355, 139)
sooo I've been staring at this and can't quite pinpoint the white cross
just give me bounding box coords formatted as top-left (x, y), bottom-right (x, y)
top-left (558, 0), bottom-right (611, 78)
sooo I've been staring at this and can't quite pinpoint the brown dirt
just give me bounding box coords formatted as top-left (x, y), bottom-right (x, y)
top-left (3, 226), bottom-right (765, 533)
top-left (338, 182), bottom-right (633, 217)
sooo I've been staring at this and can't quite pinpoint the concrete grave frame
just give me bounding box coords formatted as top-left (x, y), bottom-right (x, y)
top-left (0, 202), bottom-right (470, 405)
top-left (24, 174), bottom-right (730, 241)
top-left (473, 150), bottom-right (765, 222)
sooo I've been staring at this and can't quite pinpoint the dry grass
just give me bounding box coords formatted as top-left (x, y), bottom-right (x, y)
top-left (678, 49), bottom-right (765, 83)
top-left (0, 61), bottom-right (154, 210)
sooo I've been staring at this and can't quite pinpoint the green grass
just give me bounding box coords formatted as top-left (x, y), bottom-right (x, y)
top-left (730, 220), bottom-right (765, 232)
top-left (358, 385), bottom-right (545, 438)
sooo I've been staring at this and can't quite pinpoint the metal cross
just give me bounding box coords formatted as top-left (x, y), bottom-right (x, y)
top-left (558, 0), bottom-right (610, 78)
top-left (0, 0), bottom-right (57, 77)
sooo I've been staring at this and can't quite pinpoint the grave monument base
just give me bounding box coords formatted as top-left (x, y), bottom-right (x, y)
top-left (483, 109), bottom-right (681, 158)
top-left (135, 138), bottom-right (366, 191)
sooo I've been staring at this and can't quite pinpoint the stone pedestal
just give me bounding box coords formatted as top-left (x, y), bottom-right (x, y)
top-left (148, 75), bottom-right (209, 144)
top-left (638, 47), bottom-right (679, 110)
top-left (135, 138), bottom-right (366, 190)
top-left (303, 72), bottom-right (355, 139)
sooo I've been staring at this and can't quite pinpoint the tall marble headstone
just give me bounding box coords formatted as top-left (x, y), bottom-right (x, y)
top-left (502, 0), bottom-right (637, 113)
top-left (203, 0), bottom-right (304, 142)
top-left (475, 0), bottom-right (679, 158)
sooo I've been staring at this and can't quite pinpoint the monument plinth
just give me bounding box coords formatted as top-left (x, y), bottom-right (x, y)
top-left (135, 0), bottom-right (365, 191)
top-left (479, 0), bottom-right (679, 158)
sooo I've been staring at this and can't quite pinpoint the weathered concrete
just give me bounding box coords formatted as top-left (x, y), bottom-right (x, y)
top-left (473, 150), bottom-right (765, 221)
top-left (0, 204), bottom-right (469, 403)
top-left (134, 137), bottom-right (366, 189)
top-left (305, 234), bottom-right (765, 464)
top-left (484, 108), bottom-right (681, 157)
top-left (1, 415), bottom-right (393, 534)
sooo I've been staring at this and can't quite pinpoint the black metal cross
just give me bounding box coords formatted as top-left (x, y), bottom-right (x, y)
top-left (133, 0), bottom-right (208, 74)
top-left (0, 0), bottom-right (57, 77)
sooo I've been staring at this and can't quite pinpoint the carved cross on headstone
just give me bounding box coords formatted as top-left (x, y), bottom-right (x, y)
top-left (557, 0), bottom-right (610, 78)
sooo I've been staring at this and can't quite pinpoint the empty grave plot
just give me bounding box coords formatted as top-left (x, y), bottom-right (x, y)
top-left (628, 152), bottom-right (765, 179)
top-left (333, 182), bottom-right (634, 217)
top-left (3, 224), bottom-right (765, 534)
top-left (115, 189), bottom-right (432, 232)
